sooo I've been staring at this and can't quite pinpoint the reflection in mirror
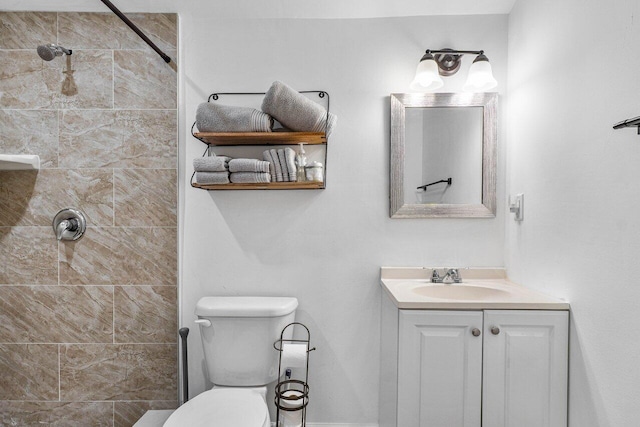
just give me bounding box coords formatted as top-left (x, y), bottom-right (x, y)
top-left (390, 93), bottom-right (497, 218)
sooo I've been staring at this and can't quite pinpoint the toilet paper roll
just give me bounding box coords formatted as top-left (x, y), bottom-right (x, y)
top-left (281, 343), bottom-right (307, 368)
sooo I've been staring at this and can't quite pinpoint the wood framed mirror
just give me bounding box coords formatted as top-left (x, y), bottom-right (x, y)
top-left (390, 92), bottom-right (497, 218)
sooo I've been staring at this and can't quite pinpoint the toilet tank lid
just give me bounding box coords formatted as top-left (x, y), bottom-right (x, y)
top-left (195, 296), bottom-right (298, 317)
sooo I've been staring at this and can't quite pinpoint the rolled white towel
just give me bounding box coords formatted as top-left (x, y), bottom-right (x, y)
top-left (230, 172), bottom-right (271, 184)
top-left (262, 150), bottom-right (277, 182)
top-left (270, 149), bottom-right (284, 182)
top-left (261, 81), bottom-right (337, 137)
top-left (276, 149), bottom-right (290, 182)
top-left (193, 156), bottom-right (231, 172)
top-left (228, 158), bottom-right (271, 173)
top-left (196, 102), bottom-right (273, 132)
top-left (195, 171), bottom-right (230, 184)
top-left (284, 147), bottom-right (297, 181)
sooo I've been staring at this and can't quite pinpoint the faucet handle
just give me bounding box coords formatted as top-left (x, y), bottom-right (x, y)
top-left (431, 269), bottom-right (442, 283)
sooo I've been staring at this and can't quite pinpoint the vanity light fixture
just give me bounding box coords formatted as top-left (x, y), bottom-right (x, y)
top-left (410, 48), bottom-right (498, 92)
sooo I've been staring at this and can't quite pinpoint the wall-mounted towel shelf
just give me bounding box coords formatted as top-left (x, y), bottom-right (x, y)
top-left (191, 91), bottom-right (330, 191)
top-left (0, 154), bottom-right (40, 171)
top-left (613, 116), bottom-right (640, 134)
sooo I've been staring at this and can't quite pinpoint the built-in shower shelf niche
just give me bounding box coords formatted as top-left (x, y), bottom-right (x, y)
top-left (0, 154), bottom-right (40, 171)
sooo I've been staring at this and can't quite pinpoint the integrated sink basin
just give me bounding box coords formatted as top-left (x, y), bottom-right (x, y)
top-left (412, 284), bottom-right (510, 300)
top-left (380, 267), bottom-right (570, 309)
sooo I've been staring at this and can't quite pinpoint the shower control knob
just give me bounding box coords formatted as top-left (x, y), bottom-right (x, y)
top-left (491, 326), bottom-right (501, 335)
top-left (471, 328), bottom-right (481, 337)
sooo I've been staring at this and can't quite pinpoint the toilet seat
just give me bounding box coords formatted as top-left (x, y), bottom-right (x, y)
top-left (163, 388), bottom-right (269, 427)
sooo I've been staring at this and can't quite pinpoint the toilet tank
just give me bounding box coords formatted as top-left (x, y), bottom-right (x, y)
top-left (196, 296), bottom-right (298, 387)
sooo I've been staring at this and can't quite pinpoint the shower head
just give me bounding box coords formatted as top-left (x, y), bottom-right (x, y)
top-left (37, 44), bottom-right (72, 61)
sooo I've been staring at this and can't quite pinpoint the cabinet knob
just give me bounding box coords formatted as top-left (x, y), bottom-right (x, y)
top-left (490, 326), bottom-right (500, 335)
top-left (471, 328), bottom-right (481, 337)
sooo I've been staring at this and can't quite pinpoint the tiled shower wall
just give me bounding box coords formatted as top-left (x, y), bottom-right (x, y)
top-left (0, 12), bottom-right (178, 426)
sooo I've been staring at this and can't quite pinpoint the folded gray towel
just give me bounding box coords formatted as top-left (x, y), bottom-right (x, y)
top-left (193, 156), bottom-right (231, 172)
top-left (262, 150), bottom-right (277, 182)
top-left (195, 171), bottom-right (230, 184)
top-left (228, 158), bottom-right (271, 173)
top-left (276, 149), bottom-right (290, 182)
top-left (196, 102), bottom-right (274, 133)
top-left (261, 81), bottom-right (337, 137)
top-left (270, 149), bottom-right (284, 182)
top-left (284, 147), bottom-right (297, 181)
top-left (230, 172), bottom-right (271, 184)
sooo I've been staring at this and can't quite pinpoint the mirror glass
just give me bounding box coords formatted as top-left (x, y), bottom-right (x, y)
top-left (390, 93), bottom-right (497, 218)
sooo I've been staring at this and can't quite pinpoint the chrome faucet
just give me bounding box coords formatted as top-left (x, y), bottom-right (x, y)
top-left (55, 218), bottom-right (78, 240)
top-left (431, 268), bottom-right (462, 284)
top-left (52, 208), bottom-right (87, 241)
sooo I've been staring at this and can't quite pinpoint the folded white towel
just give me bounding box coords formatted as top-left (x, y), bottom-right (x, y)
top-left (284, 147), bottom-right (297, 181)
top-left (196, 102), bottom-right (273, 132)
top-left (228, 158), bottom-right (271, 173)
top-left (262, 150), bottom-right (277, 182)
top-left (270, 149), bottom-right (284, 182)
top-left (276, 149), bottom-right (290, 182)
top-left (195, 171), bottom-right (230, 184)
top-left (261, 81), bottom-right (337, 137)
top-left (193, 156), bottom-right (231, 172)
top-left (230, 172), bottom-right (271, 184)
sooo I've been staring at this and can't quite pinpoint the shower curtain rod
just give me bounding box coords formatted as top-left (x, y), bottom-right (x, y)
top-left (99, 0), bottom-right (172, 64)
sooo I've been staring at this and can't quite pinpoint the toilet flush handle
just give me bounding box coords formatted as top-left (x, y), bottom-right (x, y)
top-left (194, 319), bottom-right (211, 328)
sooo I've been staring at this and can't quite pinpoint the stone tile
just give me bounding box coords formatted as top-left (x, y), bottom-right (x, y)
top-left (0, 12), bottom-right (57, 49)
top-left (60, 344), bottom-right (177, 401)
top-left (0, 344), bottom-right (58, 400)
top-left (0, 286), bottom-right (113, 343)
top-left (115, 169), bottom-right (177, 227)
top-left (59, 227), bottom-right (177, 286)
top-left (0, 401), bottom-right (113, 426)
top-left (0, 169), bottom-right (113, 227)
top-left (0, 227), bottom-right (57, 285)
top-left (114, 286), bottom-right (176, 344)
top-left (114, 50), bottom-right (177, 109)
top-left (59, 109), bottom-right (177, 169)
top-left (114, 400), bottom-right (178, 427)
top-left (59, 12), bottom-right (176, 51)
top-left (0, 109), bottom-right (59, 168)
top-left (0, 50), bottom-right (112, 109)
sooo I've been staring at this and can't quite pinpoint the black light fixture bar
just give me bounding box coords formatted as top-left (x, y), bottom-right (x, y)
top-left (99, 0), bottom-right (172, 64)
top-left (425, 49), bottom-right (484, 56)
top-left (613, 116), bottom-right (640, 134)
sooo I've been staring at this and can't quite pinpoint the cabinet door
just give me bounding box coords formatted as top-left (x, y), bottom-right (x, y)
top-left (482, 310), bottom-right (568, 427)
top-left (398, 310), bottom-right (483, 427)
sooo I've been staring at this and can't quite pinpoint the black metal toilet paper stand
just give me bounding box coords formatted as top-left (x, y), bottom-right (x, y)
top-left (273, 322), bottom-right (315, 427)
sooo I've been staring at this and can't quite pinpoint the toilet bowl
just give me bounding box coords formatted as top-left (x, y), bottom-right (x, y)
top-left (163, 387), bottom-right (270, 427)
top-left (164, 296), bottom-right (298, 426)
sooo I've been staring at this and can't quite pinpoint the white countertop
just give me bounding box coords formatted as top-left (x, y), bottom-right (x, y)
top-left (380, 267), bottom-right (569, 310)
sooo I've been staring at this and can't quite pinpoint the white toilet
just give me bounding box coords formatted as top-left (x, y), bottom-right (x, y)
top-left (164, 296), bottom-right (298, 427)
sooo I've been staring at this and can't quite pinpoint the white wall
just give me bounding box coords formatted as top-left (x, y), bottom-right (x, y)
top-left (181, 15), bottom-right (508, 423)
top-left (506, 1), bottom-right (640, 426)
top-left (0, 0), bottom-right (508, 423)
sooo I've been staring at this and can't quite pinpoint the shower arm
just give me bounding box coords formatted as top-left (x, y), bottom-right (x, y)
top-left (99, 0), bottom-right (172, 64)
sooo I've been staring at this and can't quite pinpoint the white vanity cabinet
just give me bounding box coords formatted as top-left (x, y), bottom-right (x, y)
top-left (380, 297), bottom-right (569, 427)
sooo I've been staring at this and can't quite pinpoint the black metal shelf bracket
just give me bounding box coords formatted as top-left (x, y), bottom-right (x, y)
top-left (613, 116), bottom-right (640, 135)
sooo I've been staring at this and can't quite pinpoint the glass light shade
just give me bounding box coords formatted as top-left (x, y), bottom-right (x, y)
top-left (463, 59), bottom-right (497, 92)
top-left (410, 58), bottom-right (444, 91)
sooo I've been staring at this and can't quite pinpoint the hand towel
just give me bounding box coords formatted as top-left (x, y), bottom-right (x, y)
top-left (261, 81), bottom-right (337, 137)
top-left (196, 102), bottom-right (274, 133)
top-left (284, 147), bottom-right (297, 181)
top-left (230, 172), bottom-right (271, 184)
top-left (262, 150), bottom-right (277, 182)
top-left (276, 148), bottom-right (290, 182)
top-left (270, 149), bottom-right (284, 182)
top-left (195, 171), bottom-right (230, 184)
top-left (193, 156), bottom-right (231, 172)
top-left (228, 158), bottom-right (271, 173)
